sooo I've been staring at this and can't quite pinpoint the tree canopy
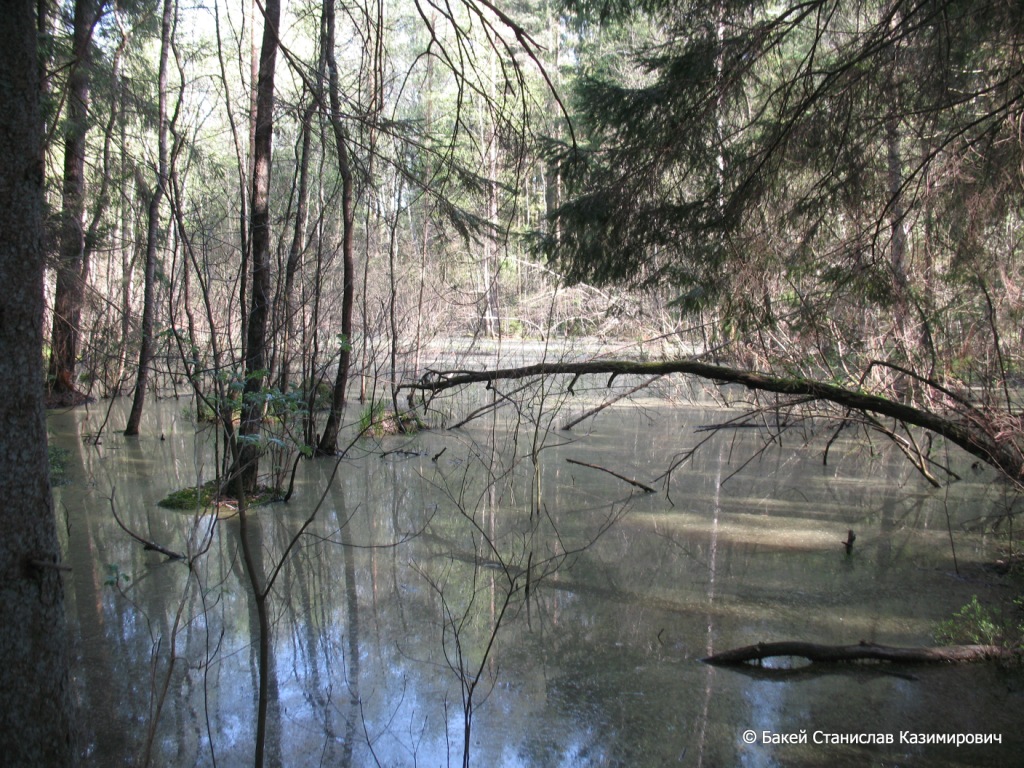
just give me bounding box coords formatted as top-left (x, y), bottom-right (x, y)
top-left (545, 0), bottom-right (1024, 359)
top-left (524, 0), bottom-right (1024, 481)
top-left (25, 0), bottom-right (1024, 488)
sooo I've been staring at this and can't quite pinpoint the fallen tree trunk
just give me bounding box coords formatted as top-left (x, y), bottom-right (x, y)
top-left (702, 640), bottom-right (1019, 666)
top-left (402, 359), bottom-right (1023, 482)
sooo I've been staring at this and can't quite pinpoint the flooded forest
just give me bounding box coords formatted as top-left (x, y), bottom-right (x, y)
top-left (2, 0), bottom-right (1024, 765)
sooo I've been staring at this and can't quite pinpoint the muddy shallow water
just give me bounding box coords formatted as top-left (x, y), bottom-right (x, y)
top-left (50, 388), bottom-right (1024, 766)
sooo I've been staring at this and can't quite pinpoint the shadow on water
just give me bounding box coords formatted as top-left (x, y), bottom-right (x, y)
top-left (51, 395), bottom-right (1024, 767)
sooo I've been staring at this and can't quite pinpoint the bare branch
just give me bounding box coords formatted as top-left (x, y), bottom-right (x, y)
top-left (565, 458), bottom-right (656, 493)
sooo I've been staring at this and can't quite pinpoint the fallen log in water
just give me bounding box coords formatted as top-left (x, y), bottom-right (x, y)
top-left (702, 640), bottom-right (1020, 666)
top-left (401, 359), bottom-right (1024, 481)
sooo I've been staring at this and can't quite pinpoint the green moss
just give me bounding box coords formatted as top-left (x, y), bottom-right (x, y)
top-left (359, 402), bottom-right (426, 437)
top-left (158, 479), bottom-right (282, 510)
top-left (158, 480), bottom-right (220, 510)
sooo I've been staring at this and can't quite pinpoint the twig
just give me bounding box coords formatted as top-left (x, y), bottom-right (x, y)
top-left (448, 380), bottom-right (533, 429)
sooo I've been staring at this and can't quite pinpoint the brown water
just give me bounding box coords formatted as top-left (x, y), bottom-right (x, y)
top-left (50, 390), bottom-right (1023, 766)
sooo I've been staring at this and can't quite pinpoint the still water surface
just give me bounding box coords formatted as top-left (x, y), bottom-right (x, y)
top-left (50, 390), bottom-right (1023, 766)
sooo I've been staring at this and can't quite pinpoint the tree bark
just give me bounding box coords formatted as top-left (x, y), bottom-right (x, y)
top-left (235, 0), bottom-right (280, 493)
top-left (316, 0), bottom-right (356, 455)
top-left (404, 359), bottom-right (1024, 480)
top-left (277, 90), bottom-right (315, 395)
top-left (48, 0), bottom-right (104, 397)
top-left (703, 640), bottom-right (1018, 666)
top-left (0, 2), bottom-right (76, 761)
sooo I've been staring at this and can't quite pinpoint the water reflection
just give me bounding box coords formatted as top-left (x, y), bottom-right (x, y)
top-left (51, 396), bottom-right (1023, 766)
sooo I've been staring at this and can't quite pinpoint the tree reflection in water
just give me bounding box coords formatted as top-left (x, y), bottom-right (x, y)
top-left (54, 397), bottom-right (1023, 767)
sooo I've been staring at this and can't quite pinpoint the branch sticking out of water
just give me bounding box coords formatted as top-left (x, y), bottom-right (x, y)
top-left (565, 458), bottom-right (656, 493)
top-left (108, 493), bottom-right (185, 561)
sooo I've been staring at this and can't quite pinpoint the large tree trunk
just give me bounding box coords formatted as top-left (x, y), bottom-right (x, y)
top-left (0, 2), bottom-right (76, 762)
top-left (235, 0), bottom-right (280, 493)
top-left (48, 0), bottom-right (103, 397)
top-left (124, 0), bottom-right (173, 436)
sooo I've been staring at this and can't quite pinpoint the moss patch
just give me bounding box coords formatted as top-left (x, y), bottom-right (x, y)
top-left (158, 479), bottom-right (282, 511)
top-left (360, 402), bottom-right (427, 437)
top-left (158, 480), bottom-right (219, 510)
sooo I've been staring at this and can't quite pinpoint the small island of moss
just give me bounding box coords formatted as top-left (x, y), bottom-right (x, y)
top-left (158, 479), bottom-right (282, 512)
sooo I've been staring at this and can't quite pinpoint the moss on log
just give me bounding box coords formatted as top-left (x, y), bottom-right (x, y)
top-left (404, 359), bottom-right (1023, 480)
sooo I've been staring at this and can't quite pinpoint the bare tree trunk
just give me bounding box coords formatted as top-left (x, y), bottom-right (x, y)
top-left (481, 51), bottom-right (500, 337)
top-left (359, 1), bottom-right (384, 403)
top-left (301, 177), bottom-right (329, 449)
top-left (886, 111), bottom-right (910, 343)
top-left (317, 0), bottom-right (356, 455)
top-left (48, 0), bottom-right (104, 397)
top-left (235, 0), bottom-right (280, 493)
top-left (213, 0), bottom-right (251, 360)
top-left (125, 0), bottom-right (173, 436)
top-left (412, 24), bottom-right (435, 382)
top-left (884, 8), bottom-right (911, 362)
top-left (113, 54), bottom-right (137, 396)
top-left (83, 11), bottom-right (128, 396)
top-left (241, 0), bottom-right (261, 361)
top-left (278, 95), bottom-right (315, 395)
top-left (278, 20), bottom-right (328, 398)
top-left (0, 2), bottom-right (76, 761)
